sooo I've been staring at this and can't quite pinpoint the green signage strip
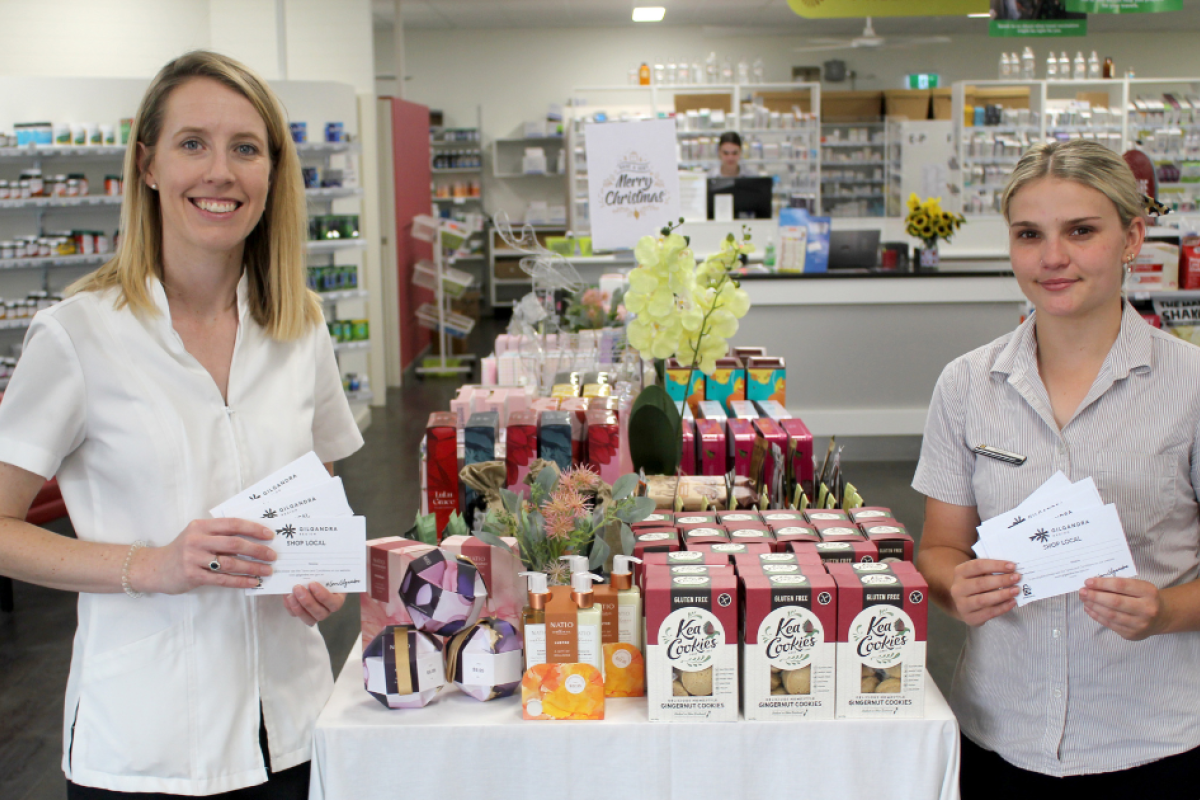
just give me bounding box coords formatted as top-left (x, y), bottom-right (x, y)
top-left (787, 0), bottom-right (987, 18)
top-left (905, 74), bottom-right (940, 89)
top-left (1065, 0), bottom-right (1180, 12)
top-left (989, 20), bottom-right (1088, 37)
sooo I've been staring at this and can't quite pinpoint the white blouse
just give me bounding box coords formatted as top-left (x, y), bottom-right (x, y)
top-left (0, 274), bottom-right (363, 794)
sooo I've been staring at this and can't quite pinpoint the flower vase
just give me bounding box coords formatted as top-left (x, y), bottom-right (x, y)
top-left (919, 241), bottom-right (940, 270)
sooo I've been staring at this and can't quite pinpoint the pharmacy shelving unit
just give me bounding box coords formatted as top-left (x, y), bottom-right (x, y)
top-left (820, 120), bottom-right (891, 218)
top-left (300, 140), bottom-right (373, 408)
top-left (430, 108), bottom-right (488, 309)
top-left (487, 223), bottom-right (569, 309)
top-left (1123, 77), bottom-right (1200, 214)
top-left (566, 82), bottom-right (821, 233)
top-left (491, 135), bottom-right (567, 180)
top-left (885, 118), bottom-right (904, 217)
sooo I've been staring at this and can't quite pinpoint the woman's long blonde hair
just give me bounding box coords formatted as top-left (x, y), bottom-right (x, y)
top-left (70, 50), bottom-right (321, 340)
top-left (1001, 139), bottom-right (1145, 229)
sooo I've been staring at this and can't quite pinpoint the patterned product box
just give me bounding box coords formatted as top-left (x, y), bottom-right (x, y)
top-left (681, 416), bottom-right (696, 476)
top-left (560, 397), bottom-right (590, 466)
top-left (425, 412), bottom-right (461, 537)
top-left (664, 358), bottom-right (705, 415)
top-left (727, 419), bottom-right (756, 478)
top-left (742, 568), bottom-right (838, 720)
top-left (753, 399), bottom-right (790, 421)
top-left (361, 538), bottom-right (435, 648)
top-left (792, 540), bottom-right (879, 566)
top-left (705, 357), bottom-right (745, 416)
top-left (752, 418), bottom-right (787, 491)
top-left (696, 419), bottom-right (727, 477)
top-left (440, 534), bottom-right (523, 630)
top-left (674, 512), bottom-right (718, 524)
top-left (727, 400), bottom-right (759, 421)
top-left (464, 411), bottom-right (499, 512)
top-left (537, 410), bottom-right (572, 473)
top-left (747, 356), bottom-right (786, 405)
top-left (646, 571), bottom-right (740, 722)
top-left (780, 417), bottom-right (814, 495)
top-left (645, 563), bottom-right (737, 588)
top-left (735, 552), bottom-right (827, 576)
top-left (696, 400), bottom-right (729, 420)
top-left (631, 529), bottom-right (681, 582)
top-left (505, 410), bottom-right (538, 498)
top-left (829, 563), bottom-right (927, 719)
top-left (585, 408), bottom-right (620, 485)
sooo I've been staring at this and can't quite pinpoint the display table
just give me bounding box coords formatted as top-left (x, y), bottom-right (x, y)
top-left (311, 643), bottom-right (960, 800)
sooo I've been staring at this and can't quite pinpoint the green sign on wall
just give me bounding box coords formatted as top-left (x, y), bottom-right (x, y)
top-left (905, 74), bottom-right (940, 89)
top-left (990, 20), bottom-right (1088, 37)
top-left (787, 0), bottom-right (987, 18)
top-left (1065, 0), bottom-right (1180, 11)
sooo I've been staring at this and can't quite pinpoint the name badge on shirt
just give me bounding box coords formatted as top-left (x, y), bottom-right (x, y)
top-left (972, 444), bottom-right (1027, 466)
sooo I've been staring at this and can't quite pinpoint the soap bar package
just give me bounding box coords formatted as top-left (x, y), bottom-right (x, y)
top-left (639, 549), bottom-right (730, 590)
top-left (425, 412), bottom-right (461, 537)
top-left (363, 625), bottom-right (445, 709)
top-left (747, 356), bottom-right (786, 405)
top-left (805, 509), bottom-right (850, 524)
top-left (848, 506), bottom-right (896, 525)
top-left (505, 411), bottom-right (538, 498)
top-left (716, 509), bottom-right (761, 524)
top-left (633, 512), bottom-right (675, 529)
top-left (742, 569), bottom-right (837, 720)
top-left (762, 510), bottom-right (806, 525)
top-left (725, 524), bottom-right (775, 548)
top-left (521, 662), bottom-right (605, 720)
top-left (830, 563), bottom-right (927, 719)
top-left (445, 618), bottom-right (524, 702)
top-left (706, 357), bottom-right (746, 415)
top-left (696, 419), bottom-right (727, 476)
top-left (770, 523), bottom-right (821, 551)
top-left (815, 523), bottom-right (865, 543)
top-left (681, 525), bottom-right (729, 546)
top-left (693, 541), bottom-right (772, 560)
top-left (361, 538), bottom-right (435, 648)
top-left (399, 547), bottom-right (488, 636)
top-left (538, 410), bottom-right (573, 473)
top-left (646, 572), bottom-right (739, 722)
top-left (440, 534), bottom-right (523, 629)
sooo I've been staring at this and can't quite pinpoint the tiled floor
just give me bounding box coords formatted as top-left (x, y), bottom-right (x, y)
top-left (0, 342), bottom-right (966, 800)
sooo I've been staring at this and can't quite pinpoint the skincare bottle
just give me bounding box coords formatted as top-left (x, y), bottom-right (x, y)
top-left (1088, 51), bottom-right (1101, 80)
top-left (639, 62), bottom-right (650, 86)
top-left (611, 555), bottom-right (644, 649)
top-left (519, 571), bottom-right (551, 670)
top-left (1021, 47), bottom-right (1035, 81)
top-left (572, 572), bottom-right (604, 672)
top-left (1073, 51), bottom-right (1086, 81)
top-left (1058, 53), bottom-right (1070, 80)
top-left (1046, 51), bottom-right (1058, 81)
top-left (560, 554), bottom-right (589, 576)
top-left (999, 53), bottom-right (1010, 80)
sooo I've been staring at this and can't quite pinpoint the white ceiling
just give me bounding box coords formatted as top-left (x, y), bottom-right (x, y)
top-left (374, 0), bottom-right (1200, 34)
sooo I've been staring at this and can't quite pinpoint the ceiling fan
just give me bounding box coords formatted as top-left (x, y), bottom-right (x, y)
top-left (793, 17), bottom-right (951, 53)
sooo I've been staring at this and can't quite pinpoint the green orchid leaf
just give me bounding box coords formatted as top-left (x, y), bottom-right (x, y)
top-left (628, 383), bottom-right (681, 475)
top-left (612, 473), bottom-right (638, 501)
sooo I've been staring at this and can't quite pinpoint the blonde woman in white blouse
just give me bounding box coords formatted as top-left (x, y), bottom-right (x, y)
top-left (914, 140), bottom-right (1200, 797)
top-left (0, 52), bottom-right (362, 798)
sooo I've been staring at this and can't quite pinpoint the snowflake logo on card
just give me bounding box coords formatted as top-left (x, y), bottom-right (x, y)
top-left (278, 524), bottom-right (297, 540)
top-left (261, 509), bottom-right (278, 519)
top-left (1030, 528), bottom-right (1050, 544)
top-left (1008, 515), bottom-right (1026, 528)
top-left (249, 493), bottom-right (262, 501)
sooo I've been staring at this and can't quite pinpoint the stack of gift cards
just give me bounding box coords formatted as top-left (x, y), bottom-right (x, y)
top-left (973, 471), bottom-right (1137, 606)
top-left (211, 451), bottom-right (366, 595)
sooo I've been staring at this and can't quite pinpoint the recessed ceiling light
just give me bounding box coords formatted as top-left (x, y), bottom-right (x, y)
top-left (967, 12), bottom-right (992, 17)
top-left (633, 7), bottom-right (666, 22)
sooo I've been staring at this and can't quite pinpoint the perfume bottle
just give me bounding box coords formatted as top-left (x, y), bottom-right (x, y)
top-left (519, 571), bottom-right (551, 670)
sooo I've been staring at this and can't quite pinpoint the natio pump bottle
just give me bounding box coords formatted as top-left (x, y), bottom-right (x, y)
top-left (519, 571), bottom-right (551, 670)
top-left (571, 572), bottom-right (604, 672)
top-left (611, 555), bottom-right (644, 649)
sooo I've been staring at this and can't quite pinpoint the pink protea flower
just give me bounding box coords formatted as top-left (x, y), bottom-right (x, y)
top-left (563, 466), bottom-right (600, 494)
top-left (582, 288), bottom-right (603, 308)
top-left (540, 482), bottom-right (591, 540)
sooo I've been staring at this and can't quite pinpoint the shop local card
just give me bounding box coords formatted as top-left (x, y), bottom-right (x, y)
top-left (248, 515), bottom-right (367, 596)
top-left (232, 477), bottom-right (353, 522)
top-left (211, 451), bottom-right (330, 518)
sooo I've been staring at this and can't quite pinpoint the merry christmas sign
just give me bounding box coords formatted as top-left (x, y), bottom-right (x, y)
top-left (585, 118), bottom-right (680, 251)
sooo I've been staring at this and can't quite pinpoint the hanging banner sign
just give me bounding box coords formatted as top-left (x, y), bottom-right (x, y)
top-left (585, 119), bottom-right (681, 252)
top-left (787, 0), bottom-right (987, 17)
top-left (990, 19), bottom-right (1087, 35)
top-left (1065, 0), bottom-right (1179, 11)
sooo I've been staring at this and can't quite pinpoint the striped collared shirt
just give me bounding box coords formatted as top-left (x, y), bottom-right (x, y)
top-left (913, 303), bottom-right (1200, 776)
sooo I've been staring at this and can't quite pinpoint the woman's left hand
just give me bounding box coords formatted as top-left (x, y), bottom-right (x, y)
top-left (283, 582), bottom-right (345, 626)
top-left (1080, 577), bottom-right (1168, 641)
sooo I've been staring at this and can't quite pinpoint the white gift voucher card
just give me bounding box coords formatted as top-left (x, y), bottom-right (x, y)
top-left (235, 477), bottom-right (353, 521)
top-left (585, 118), bottom-right (681, 251)
top-left (210, 451), bottom-right (330, 518)
top-left (248, 515), bottom-right (367, 596)
top-left (974, 473), bottom-right (1137, 605)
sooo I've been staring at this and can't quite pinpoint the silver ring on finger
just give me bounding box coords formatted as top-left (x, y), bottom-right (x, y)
top-left (208, 558), bottom-right (222, 572)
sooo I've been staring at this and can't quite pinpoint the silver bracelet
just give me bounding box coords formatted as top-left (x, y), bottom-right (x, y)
top-left (121, 541), bottom-right (149, 598)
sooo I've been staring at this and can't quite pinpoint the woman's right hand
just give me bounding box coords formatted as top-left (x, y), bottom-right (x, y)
top-left (950, 559), bottom-right (1022, 626)
top-left (132, 518), bottom-right (276, 594)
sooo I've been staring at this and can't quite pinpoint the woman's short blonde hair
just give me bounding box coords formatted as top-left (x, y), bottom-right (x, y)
top-left (1001, 139), bottom-right (1145, 230)
top-left (70, 50), bottom-right (321, 340)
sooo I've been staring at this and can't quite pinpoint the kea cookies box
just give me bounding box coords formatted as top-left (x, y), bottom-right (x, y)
top-left (742, 569), bottom-right (837, 720)
top-left (646, 572), bottom-right (739, 722)
top-left (830, 563), bottom-right (927, 719)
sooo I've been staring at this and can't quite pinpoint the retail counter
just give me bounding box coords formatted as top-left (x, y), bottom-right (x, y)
top-left (734, 269), bottom-right (1025, 438)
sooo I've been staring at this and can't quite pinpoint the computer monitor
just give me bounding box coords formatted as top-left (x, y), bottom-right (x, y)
top-left (707, 177), bottom-right (773, 220)
top-left (827, 230), bottom-right (881, 271)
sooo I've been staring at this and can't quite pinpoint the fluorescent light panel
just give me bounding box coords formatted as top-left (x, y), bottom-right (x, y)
top-left (967, 12), bottom-right (992, 17)
top-left (633, 6), bottom-right (666, 22)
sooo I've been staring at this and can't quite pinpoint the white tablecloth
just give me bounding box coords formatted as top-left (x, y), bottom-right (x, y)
top-left (311, 642), bottom-right (960, 800)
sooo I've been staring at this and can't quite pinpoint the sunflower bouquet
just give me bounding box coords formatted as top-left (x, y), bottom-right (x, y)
top-left (905, 194), bottom-right (965, 264)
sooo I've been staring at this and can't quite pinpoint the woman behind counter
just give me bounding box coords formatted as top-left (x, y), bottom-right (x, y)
top-left (0, 51), bottom-right (363, 798)
top-left (914, 139), bottom-right (1200, 797)
top-left (709, 131), bottom-right (744, 178)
